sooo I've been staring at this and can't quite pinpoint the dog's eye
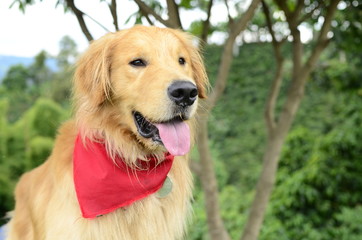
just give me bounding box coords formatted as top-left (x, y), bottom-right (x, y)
top-left (178, 57), bottom-right (186, 65)
top-left (129, 59), bottom-right (147, 67)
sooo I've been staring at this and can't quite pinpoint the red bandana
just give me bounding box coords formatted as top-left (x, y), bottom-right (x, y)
top-left (73, 134), bottom-right (174, 219)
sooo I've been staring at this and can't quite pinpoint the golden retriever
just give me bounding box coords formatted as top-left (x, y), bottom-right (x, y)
top-left (6, 25), bottom-right (208, 240)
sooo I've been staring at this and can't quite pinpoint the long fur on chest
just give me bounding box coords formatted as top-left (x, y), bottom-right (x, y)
top-left (7, 122), bottom-right (193, 240)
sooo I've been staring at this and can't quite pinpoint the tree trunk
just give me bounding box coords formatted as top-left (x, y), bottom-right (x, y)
top-left (197, 116), bottom-right (231, 240)
top-left (240, 1), bottom-right (340, 239)
top-left (241, 98), bottom-right (301, 240)
top-left (241, 132), bottom-right (283, 240)
top-left (195, 1), bottom-right (261, 239)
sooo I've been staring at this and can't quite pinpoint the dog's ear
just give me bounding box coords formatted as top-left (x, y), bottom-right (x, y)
top-left (172, 30), bottom-right (209, 99)
top-left (73, 33), bottom-right (115, 107)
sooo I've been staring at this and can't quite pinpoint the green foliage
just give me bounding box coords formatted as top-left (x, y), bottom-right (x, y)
top-left (57, 36), bottom-right (78, 69)
top-left (206, 43), bottom-right (276, 190)
top-left (0, 40), bottom-right (76, 215)
top-left (189, 21), bottom-right (204, 37)
top-left (188, 34), bottom-right (362, 238)
top-left (28, 136), bottom-right (54, 169)
top-left (0, 169), bottom-right (14, 223)
top-left (313, 45), bottom-right (362, 93)
top-left (28, 98), bottom-right (67, 138)
top-left (0, 97), bottom-right (67, 224)
top-left (50, 36), bottom-right (77, 104)
top-left (1, 51), bottom-right (52, 93)
top-left (330, 206), bottom-right (362, 240)
top-left (0, 52), bottom-right (56, 122)
top-left (28, 50), bottom-right (53, 90)
top-left (10, 0), bottom-right (36, 13)
top-left (179, 0), bottom-right (193, 9)
top-left (188, 189), bottom-right (208, 240)
top-left (262, 92), bottom-right (362, 240)
top-left (2, 64), bottom-right (29, 91)
top-left (333, 1), bottom-right (362, 53)
top-left (0, 99), bottom-right (8, 164)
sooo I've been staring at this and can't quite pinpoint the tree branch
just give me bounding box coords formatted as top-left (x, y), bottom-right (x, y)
top-left (208, 0), bottom-right (261, 109)
top-left (262, 0), bottom-right (285, 133)
top-left (275, 0), bottom-right (303, 76)
top-left (297, 1), bottom-right (322, 26)
top-left (166, 0), bottom-right (182, 29)
top-left (140, 9), bottom-right (155, 25)
top-left (224, 0), bottom-right (234, 25)
top-left (109, 0), bottom-right (119, 31)
top-left (262, 0), bottom-right (278, 48)
top-left (133, 0), bottom-right (170, 27)
top-left (241, 1), bottom-right (341, 240)
top-left (65, 0), bottom-right (93, 42)
top-left (274, 0), bottom-right (292, 21)
top-left (277, 0), bottom-right (341, 133)
top-left (302, 0), bottom-right (340, 76)
top-left (196, 1), bottom-right (261, 239)
top-left (200, 0), bottom-right (214, 43)
top-left (133, 0), bottom-right (182, 29)
top-left (294, 0), bottom-right (305, 18)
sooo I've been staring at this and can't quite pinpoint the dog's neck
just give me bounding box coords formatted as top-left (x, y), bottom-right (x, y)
top-left (73, 133), bottom-right (174, 218)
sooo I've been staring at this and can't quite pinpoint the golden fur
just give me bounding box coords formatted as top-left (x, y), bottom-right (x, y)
top-left (6, 26), bottom-right (208, 240)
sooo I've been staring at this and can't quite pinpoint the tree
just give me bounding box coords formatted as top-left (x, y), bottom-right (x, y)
top-left (0, 99), bottom-right (8, 165)
top-left (28, 50), bottom-right (53, 88)
top-left (2, 64), bottom-right (29, 91)
top-left (195, 2), bottom-right (262, 239)
top-left (241, 1), bottom-right (341, 239)
top-left (51, 36), bottom-right (78, 104)
top-left (266, 91), bottom-right (362, 239)
top-left (56, 36), bottom-right (78, 69)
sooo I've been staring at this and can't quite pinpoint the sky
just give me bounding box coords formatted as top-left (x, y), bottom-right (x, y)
top-left (0, 0), bottom-right (139, 57)
top-left (0, 0), bottom-right (312, 58)
top-left (0, 0), bottom-right (234, 58)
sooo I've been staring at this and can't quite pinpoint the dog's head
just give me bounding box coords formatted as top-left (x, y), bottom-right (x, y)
top-left (73, 26), bottom-right (208, 159)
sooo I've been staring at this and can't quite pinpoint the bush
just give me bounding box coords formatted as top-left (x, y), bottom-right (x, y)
top-left (267, 96), bottom-right (362, 240)
top-left (0, 98), bottom-right (68, 222)
top-left (28, 136), bottom-right (54, 169)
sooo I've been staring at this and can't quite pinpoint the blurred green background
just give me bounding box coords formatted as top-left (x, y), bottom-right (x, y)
top-left (0, 0), bottom-right (361, 239)
top-left (1, 40), bottom-right (361, 239)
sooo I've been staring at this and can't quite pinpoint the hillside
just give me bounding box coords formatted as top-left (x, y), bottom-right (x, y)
top-left (0, 55), bottom-right (57, 81)
top-left (0, 55), bottom-right (33, 80)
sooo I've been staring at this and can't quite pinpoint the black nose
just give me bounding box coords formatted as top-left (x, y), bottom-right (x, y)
top-left (168, 81), bottom-right (198, 107)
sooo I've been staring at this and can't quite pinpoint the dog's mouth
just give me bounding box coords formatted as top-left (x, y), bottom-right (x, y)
top-left (133, 111), bottom-right (162, 142)
top-left (133, 111), bottom-right (191, 156)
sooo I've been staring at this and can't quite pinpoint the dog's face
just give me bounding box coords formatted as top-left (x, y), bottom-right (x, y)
top-left (74, 26), bottom-right (208, 156)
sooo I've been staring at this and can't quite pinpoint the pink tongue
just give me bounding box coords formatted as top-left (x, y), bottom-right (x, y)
top-left (155, 121), bottom-right (190, 156)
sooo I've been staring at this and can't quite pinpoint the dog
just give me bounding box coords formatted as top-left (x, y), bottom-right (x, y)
top-left (6, 25), bottom-right (208, 240)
